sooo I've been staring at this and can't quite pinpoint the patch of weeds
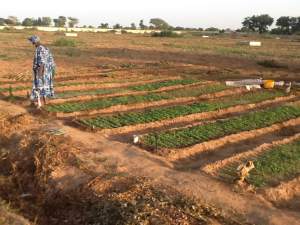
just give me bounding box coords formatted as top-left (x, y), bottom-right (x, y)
top-left (152, 30), bottom-right (182, 38)
top-left (120, 63), bottom-right (136, 69)
top-left (257, 59), bottom-right (288, 69)
top-left (4, 96), bottom-right (26, 103)
top-left (0, 54), bottom-right (9, 60)
top-left (64, 48), bottom-right (81, 57)
top-left (53, 38), bottom-right (77, 47)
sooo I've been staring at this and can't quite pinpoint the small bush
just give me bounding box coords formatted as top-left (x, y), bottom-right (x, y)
top-left (53, 38), bottom-right (77, 47)
top-left (0, 54), bottom-right (9, 60)
top-left (64, 48), bottom-right (81, 57)
top-left (257, 59), bottom-right (288, 69)
top-left (120, 63), bottom-right (136, 68)
top-left (152, 30), bottom-right (181, 38)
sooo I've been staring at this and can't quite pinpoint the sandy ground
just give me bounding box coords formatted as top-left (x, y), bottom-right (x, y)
top-left (1, 31), bottom-right (300, 224)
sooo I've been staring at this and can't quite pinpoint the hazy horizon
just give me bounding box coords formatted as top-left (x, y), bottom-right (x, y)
top-left (1, 0), bottom-right (299, 29)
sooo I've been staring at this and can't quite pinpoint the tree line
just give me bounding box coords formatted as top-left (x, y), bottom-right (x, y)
top-left (0, 15), bottom-right (299, 34)
top-left (241, 14), bottom-right (300, 34)
top-left (0, 16), bottom-right (79, 27)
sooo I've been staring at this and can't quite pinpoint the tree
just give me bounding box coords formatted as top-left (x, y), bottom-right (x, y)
top-left (0, 18), bottom-right (5, 26)
top-left (33, 17), bottom-right (42, 26)
top-left (130, 23), bottom-right (136, 30)
top-left (68, 17), bottom-right (79, 28)
top-left (242, 14), bottom-right (274, 33)
top-left (174, 26), bottom-right (185, 31)
top-left (256, 14), bottom-right (274, 33)
top-left (5, 16), bottom-right (19, 25)
top-left (99, 23), bottom-right (109, 29)
top-left (139, 20), bottom-right (146, 29)
top-left (276, 16), bottom-right (291, 34)
top-left (53, 16), bottom-right (67, 27)
top-left (22, 18), bottom-right (34, 26)
top-left (41, 17), bottom-right (52, 26)
top-left (290, 17), bottom-right (300, 34)
top-left (205, 27), bottom-right (219, 32)
top-left (150, 18), bottom-right (170, 30)
top-left (113, 23), bottom-right (122, 29)
top-left (242, 17), bottom-right (255, 32)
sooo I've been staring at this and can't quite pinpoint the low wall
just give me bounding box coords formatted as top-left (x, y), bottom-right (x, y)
top-left (0, 26), bottom-right (179, 34)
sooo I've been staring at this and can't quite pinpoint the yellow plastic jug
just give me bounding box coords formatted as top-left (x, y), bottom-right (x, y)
top-left (263, 80), bottom-right (275, 89)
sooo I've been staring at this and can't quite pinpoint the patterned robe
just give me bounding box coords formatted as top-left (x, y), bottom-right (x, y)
top-left (31, 45), bottom-right (55, 99)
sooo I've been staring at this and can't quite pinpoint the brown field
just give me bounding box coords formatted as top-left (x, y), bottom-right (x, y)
top-left (0, 29), bottom-right (300, 225)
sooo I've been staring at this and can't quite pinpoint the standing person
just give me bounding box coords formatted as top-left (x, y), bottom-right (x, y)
top-left (28, 35), bottom-right (56, 108)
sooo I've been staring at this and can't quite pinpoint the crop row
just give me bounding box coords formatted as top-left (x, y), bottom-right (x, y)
top-left (219, 139), bottom-right (300, 187)
top-left (55, 79), bottom-right (198, 98)
top-left (46, 83), bottom-right (228, 113)
top-left (79, 90), bottom-right (284, 129)
top-left (140, 104), bottom-right (300, 149)
top-left (0, 81), bottom-right (99, 93)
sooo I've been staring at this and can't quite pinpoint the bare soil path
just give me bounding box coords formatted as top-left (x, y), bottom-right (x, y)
top-left (56, 121), bottom-right (300, 225)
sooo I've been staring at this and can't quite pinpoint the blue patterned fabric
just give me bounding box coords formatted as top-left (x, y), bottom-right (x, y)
top-left (28, 35), bottom-right (40, 44)
top-left (31, 45), bottom-right (56, 99)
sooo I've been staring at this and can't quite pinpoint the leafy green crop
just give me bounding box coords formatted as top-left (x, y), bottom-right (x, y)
top-left (219, 140), bottom-right (300, 188)
top-left (248, 140), bottom-right (300, 187)
top-left (141, 105), bottom-right (300, 149)
top-left (128, 79), bottom-right (196, 91)
top-left (79, 91), bottom-right (284, 129)
top-left (56, 79), bottom-right (198, 98)
top-left (0, 86), bottom-right (28, 92)
top-left (46, 83), bottom-right (228, 113)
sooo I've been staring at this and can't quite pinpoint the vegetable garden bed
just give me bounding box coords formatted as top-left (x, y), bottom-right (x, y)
top-left (55, 79), bottom-right (198, 99)
top-left (78, 90), bottom-right (285, 129)
top-left (218, 139), bottom-right (300, 188)
top-left (46, 83), bottom-right (228, 113)
top-left (140, 104), bottom-right (300, 149)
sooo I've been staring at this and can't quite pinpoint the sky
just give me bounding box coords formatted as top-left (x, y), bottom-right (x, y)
top-left (1, 0), bottom-right (299, 29)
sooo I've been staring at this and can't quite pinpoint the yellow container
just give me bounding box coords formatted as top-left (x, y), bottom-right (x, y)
top-left (263, 80), bottom-right (275, 89)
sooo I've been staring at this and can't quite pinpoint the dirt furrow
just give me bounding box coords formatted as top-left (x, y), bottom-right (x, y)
top-left (175, 124), bottom-right (300, 171)
top-left (4, 77), bottom-right (182, 96)
top-left (0, 74), bottom-right (164, 89)
top-left (202, 133), bottom-right (300, 175)
top-left (166, 117), bottom-right (300, 162)
top-left (93, 95), bottom-right (297, 136)
top-left (48, 81), bottom-right (210, 104)
top-left (262, 176), bottom-right (300, 212)
top-left (52, 88), bottom-right (245, 119)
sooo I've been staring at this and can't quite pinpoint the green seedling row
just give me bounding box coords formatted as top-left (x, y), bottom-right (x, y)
top-left (219, 139), bottom-right (300, 187)
top-left (0, 82), bottom-right (98, 93)
top-left (141, 105), bottom-right (300, 149)
top-left (128, 79), bottom-right (196, 91)
top-left (55, 79), bottom-right (198, 98)
top-left (46, 83), bottom-right (228, 113)
top-left (0, 80), bottom-right (127, 93)
top-left (79, 91), bottom-right (284, 129)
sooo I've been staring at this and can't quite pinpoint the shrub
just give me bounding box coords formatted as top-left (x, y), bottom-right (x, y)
top-left (152, 30), bottom-right (181, 38)
top-left (257, 59), bottom-right (288, 69)
top-left (53, 38), bottom-right (77, 47)
top-left (64, 48), bottom-right (81, 57)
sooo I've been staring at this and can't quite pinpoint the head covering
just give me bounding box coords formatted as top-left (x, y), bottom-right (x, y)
top-left (28, 35), bottom-right (40, 44)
